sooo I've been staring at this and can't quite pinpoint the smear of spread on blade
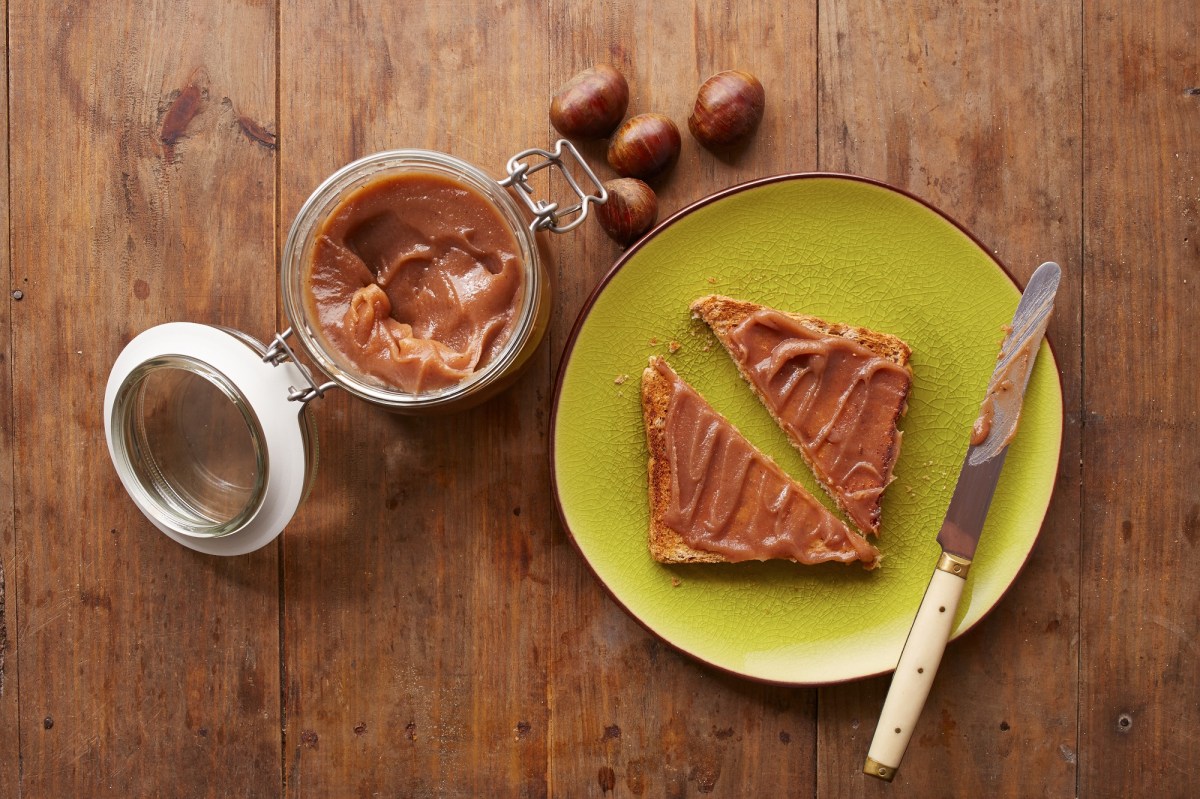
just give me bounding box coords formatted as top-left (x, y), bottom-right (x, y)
top-left (968, 262), bottom-right (1060, 465)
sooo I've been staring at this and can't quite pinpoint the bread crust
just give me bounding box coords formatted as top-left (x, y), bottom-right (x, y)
top-left (690, 295), bottom-right (911, 536)
top-left (691, 295), bottom-right (911, 367)
top-left (643, 359), bottom-right (727, 563)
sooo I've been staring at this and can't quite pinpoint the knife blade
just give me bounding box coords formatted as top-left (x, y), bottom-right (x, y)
top-left (864, 261), bottom-right (1061, 782)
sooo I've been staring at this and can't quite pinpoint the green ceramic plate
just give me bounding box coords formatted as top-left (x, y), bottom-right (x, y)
top-left (552, 174), bottom-right (1062, 685)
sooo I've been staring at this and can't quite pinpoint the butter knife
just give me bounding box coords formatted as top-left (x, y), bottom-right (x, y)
top-left (864, 261), bottom-right (1061, 782)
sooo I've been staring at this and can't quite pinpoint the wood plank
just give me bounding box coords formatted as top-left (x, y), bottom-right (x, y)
top-left (546, 3), bottom-right (823, 797)
top-left (0, 0), bottom-right (19, 788)
top-left (816, 1), bottom-right (1083, 795)
top-left (278, 3), bottom-right (553, 796)
top-left (1080, 2), bottom-right (1199, 795)
top-left (8, 1), bottom-right (281, 795)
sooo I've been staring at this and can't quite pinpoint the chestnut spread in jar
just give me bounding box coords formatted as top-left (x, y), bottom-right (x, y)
top-left (304, 172), bottom-right (524, 393)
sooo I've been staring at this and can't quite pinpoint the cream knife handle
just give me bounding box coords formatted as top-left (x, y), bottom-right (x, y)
top-left (864, 553), bottom-right (971, 781)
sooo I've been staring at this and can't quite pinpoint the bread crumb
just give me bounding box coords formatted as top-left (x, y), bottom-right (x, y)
top-left (706, 277), bottom-right (717, 284)
top-left (668, 341), bottom-right (682, 353)
top-left (648, 337), bottom-right (659, 345)
top-left (614, 374), bottom-right (629, 385)
top-left (671, 577), bottom-right (682, 587)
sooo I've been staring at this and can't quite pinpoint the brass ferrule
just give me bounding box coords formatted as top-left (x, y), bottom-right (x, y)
top-left (936, 551), bottom-right (972, 579)
top-left (864, 756), bottom-right (897, 782)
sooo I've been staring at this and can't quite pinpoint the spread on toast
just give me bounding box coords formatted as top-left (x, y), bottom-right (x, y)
top-left (643, 357), bottom-right (880, 568)
top-left (692, 296), bottom-right (912, 536)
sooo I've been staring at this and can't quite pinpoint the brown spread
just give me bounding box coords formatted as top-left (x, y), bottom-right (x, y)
top-left (723, 310), bottom-right (911, 534)
top-left (304, 172), bottom-right (524, 393)
top-left (655, 359), bottom-right (877, 565)
top-left (970, 395), bottom-right (995, 445)
top-left (971, 335), bottom-right (1034, 448)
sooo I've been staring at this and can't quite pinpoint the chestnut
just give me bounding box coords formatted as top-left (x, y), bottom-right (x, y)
top-left (550, 65), bottom-right (630, 139)
top-left (595, 178), bottom-right (658, 247)
top-left (607, 113), bottom-right (681, 180)
top-left (688, 70), bottom-right (765, 149)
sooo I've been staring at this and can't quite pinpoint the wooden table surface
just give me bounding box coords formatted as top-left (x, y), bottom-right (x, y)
top-left (2, 1), bottom-right (1196, 796)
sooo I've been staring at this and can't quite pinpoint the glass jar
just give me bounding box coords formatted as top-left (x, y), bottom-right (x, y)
top-left (281, 150), bottom-right (554, 412)
top-left (104, 142), bottom-right (605, 555)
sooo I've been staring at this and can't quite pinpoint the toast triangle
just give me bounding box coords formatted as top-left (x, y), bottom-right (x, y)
top-left (690, 295), bottom-right (912, 536)
top-left (643, 356), bottom-right (880, 568)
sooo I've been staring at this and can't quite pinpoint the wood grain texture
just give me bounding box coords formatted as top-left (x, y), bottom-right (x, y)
top-left (279, 2), bottom-right (553, 796)
top-left (816, 2), bottom-right (1083, 795)
top-left (546, 3), bottom-right (822, 797)
top-left (1, 1), bottom-right (1196, 796)
top-left (1081, 1), bottom-right (1200, 795)
top-left (8, 1), bottom-right (281, 796)
top-left (0, 0), bottom-right (17, 788)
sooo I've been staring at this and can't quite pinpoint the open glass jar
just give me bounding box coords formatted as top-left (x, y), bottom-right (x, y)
top-left (104, 141), bottom-right (606, 555)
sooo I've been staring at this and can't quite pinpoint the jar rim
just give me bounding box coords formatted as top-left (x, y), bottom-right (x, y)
top-left (280, 149), bottom-right (541, 410)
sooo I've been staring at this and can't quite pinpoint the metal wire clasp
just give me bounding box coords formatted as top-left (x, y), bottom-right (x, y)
top-left (263, 328), bottom-right (338, 403)
top-left (498, 139), bottom-right (608, 234)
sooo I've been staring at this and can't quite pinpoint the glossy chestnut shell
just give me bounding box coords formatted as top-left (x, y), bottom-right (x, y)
top-left (595, 178), bottom-right (658, 247)
top-left (607, 113), bottom-right (681, 180)
top-left (688, 70), bottom-right (765, 149)
top-left (550, 65), bottom-right (630, 139)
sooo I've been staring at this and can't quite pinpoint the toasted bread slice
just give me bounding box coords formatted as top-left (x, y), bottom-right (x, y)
top-left (691, 295), bottom-right (912, 536)
top-left (643, 357), bottom-right (880, 568)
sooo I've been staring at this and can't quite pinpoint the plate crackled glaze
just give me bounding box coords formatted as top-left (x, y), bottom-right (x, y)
top-left (552, 174), bottom-right (1063, 685)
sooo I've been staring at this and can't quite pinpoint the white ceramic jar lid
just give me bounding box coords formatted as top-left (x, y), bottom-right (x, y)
top-left (103, 322), bottom-right (318, 555)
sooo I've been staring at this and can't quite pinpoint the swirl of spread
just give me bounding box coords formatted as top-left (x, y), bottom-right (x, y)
top-left (305, 172), bottom-right (524, 393)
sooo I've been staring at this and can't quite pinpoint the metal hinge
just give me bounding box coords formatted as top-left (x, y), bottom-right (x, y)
top-left (263, 328), bottom-right (338, 403)
top-left (498, 139), bottom-right (608, 234)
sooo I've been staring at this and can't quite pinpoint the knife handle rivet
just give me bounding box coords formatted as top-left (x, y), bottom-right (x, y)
top-left (939, 606), bottom-right (946, 613)
top-left (917, 668), bottom-right (924, 674)
top-left (894, 728), bottom-right (901, 734)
